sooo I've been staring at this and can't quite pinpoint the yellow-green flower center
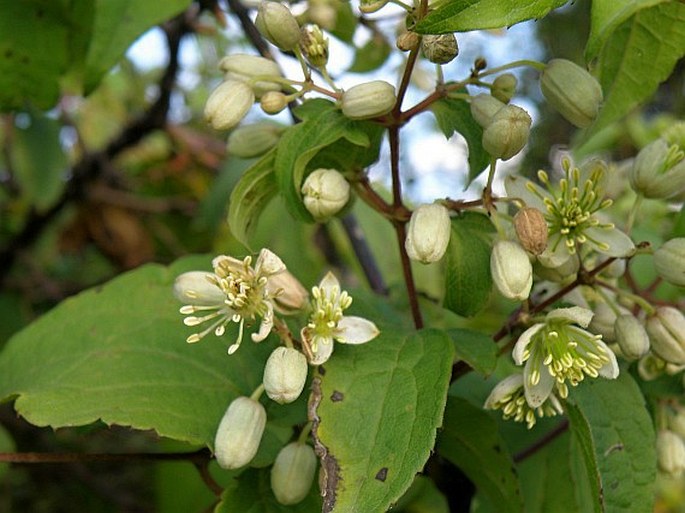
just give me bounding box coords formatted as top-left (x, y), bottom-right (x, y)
top-left (307, 283), bottom-right (352, 344)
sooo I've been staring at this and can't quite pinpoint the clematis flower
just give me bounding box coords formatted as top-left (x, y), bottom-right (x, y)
top-left (485, 373), bottom-right (564, 429)
top-left (505, 158), bottom-right (635, 268)
top-left (512, 306), bottom-right (619, 408)
top-left (174, 248), bottom-right (286, 354)
top-left (300, 272), bottom-right (379, 365)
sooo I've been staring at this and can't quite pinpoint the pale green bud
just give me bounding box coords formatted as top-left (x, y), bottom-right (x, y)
top-left (490, 240), bottom-right (533, 301)
top-left (255, 2), bottom-right (302, 51)
top-left (654, 238), bottom-right (685, 287)
top-left (629, 139), bottom-right (685, 200)
top-left (646, 306), bottom-right (685, 365)
top-left (491, 73), bottom-right (517, 103)
top-left (219, 54), bottom-right (281, 98)
top-left (396, 31), bottom-right (420, 52)
top-left (482, 104), bottom-right (531, 161)
top-left (358, 0), bottom-right (389, 14)
top-left (204, 80), bottom-right (254, 131)
top-left (513, 207), bottom-right (548, 255)
top-left (614, 314), bottom-right (650, 360)
top-left (588, 302), bottom-right (617, 343)
top-left (271, 442), bottom-right (317, 505)
top-left (227, 122), bottom-right (283, 159)
top-left (657, 430), bottom-right (685, 477)
top-left (405, 203), bottom-right (451, 264)
top-left (300, 24), bottom-right (329, 69)
top-left (173, 271), bottom-right (225, 306)
top-left (340, 80), bottom-right (396, 120)
top-left (263, 347), bottom-right (309, 404)
top-left (261, 91), bottom-right (289, 115)
top-left (214, 396), bottom-right (266, 469)
top-left (301, 168), bottom-right (350, 221)
top-left (470, 94), bottom-right (505, 128)
top-left (540, 59), bottom-right (603, 128)
top-left (421, 34), bottom-right (458, 64)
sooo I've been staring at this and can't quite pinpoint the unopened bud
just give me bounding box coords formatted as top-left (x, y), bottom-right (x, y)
top-left (614, 314), bottom-right (650, 360)
top-left (657, 430), bottom-right (685, 477)
top-left (255, 2), bottom-right (302, 51)
top-left (300, 24), bottom-right (329, 68)
top-left (204, 80), bottom-right (255, 131)
top-left (214, 396), bottom-right (266, 469)
top-left (421, 34), bottom-right (458, 64)
top-left (340, 80), bottom-right (396, 120)
top-left (263, 347), bottom-right (309, 404)
top-left (301, 168), bottom-right (350, 221)
top-left (396, 31), bottom-right (420, 52)
top-left (630, 139), bottom-right (685, 200)
top-left (267, 270), bottom-right (309, 314)
top-left (359, 0), bottom-right (389, 13)
top-left (405, 203), bottom-right (451, 264)
top-left (470, 94), bottom-right (506, 129)
top-left (482, 104), bottom-right (531, 160)
top-left (219, 54), bottom-right (281, 98)
top-left (227, 122), bottom-right (283, 159)
top-left (514, 207), bottom-right (548, 255)
top-left (588, 302), bottom-right (618, 343)
top-left (654, 238), bottom-right (685, 287)
top-left (646, 306), bottom-right (685, 365)
top-left (261, 91), bottom-right (289, 115)
top-left (271, 442), bottom-right (317, 505)
top-left (491, 73), bottom-right (517, 103)
top-left (540, 59), bottom-right (603, 128)
top-left (490, 240), bottom-right (533, 301)
top-left (173, 271), bottom-right (224, 305)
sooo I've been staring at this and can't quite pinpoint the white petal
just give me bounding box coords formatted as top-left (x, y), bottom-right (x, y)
top-left (585, 226), bottom-right (635, 258)
top-left (537, 233), bottom-right (572, 269)
top-left (173, 271), bottom-right (225, 305)
top-left (504, 175), bottom-right (548, 211)
top-left (547, 306), bottom-right (594, 328)
top-left (523, 359), bottom-right (555, 408)
top-left (256, 248), bottom-right (286, 276)
top-left (251, 302), bottom-right (273, 342)
top-left (512, 324), bottom-right (544, 365)
top-left (309, 336), bottom-right (334, 366)
top-left (484, 374), bottom-right (524, 409)
top-left (212, 254), bottom-right (244, 273)
top-left (318, 272), bottom-right (340, 295)
top-left (335, 316), bottom-right (379, 344)
top-left (595, 338), bottom-right (620, 379)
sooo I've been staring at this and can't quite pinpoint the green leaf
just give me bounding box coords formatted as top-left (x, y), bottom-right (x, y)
top-left (444, 212), bottom-right (494, 317)
top-left (583, 3), bottom-right (685, 141)
top-left (437, 396), bottom-right (523, 513)
top-left (0, 257), bottom-right (302, 451)
top-left (447, 328), bottom-right (497, 375)
top-left (415, 0), bottom-right (569, 35)
top-left (566, 372), bottom-right (657, 513)
top-left (9, 111), bottom-right (67, 211)
top-left (394, 475), bottom-right (449, 513)
top-left (430, 95), bottom-right (489, 186)
top-left (313, 328), bottom-right (454, 513)
top-left (348, 34), bottom-right (391, 73)
top-left (83, 0), bottom-right (192, 92)
top-left (585, 0), bottom-right (668, 61)
top-left (227, 150), bottom-right (278, 249)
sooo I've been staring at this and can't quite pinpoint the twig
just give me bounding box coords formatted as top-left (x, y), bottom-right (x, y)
top-left (341, 215), bottom-right (388, 295)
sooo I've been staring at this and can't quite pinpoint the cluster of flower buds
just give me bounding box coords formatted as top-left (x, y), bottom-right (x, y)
top-left (470, 92), bottom-right (531, 161)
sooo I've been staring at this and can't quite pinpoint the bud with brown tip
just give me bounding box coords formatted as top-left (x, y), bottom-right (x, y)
top-left (514, 207), bottom-right (548, 255)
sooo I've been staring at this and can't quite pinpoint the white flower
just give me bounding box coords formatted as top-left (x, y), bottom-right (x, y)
top-left (512, 306), bottom-right (619, 408)
top-left (174, 248), bottom-right (286, 354)
top-left (300, 272), bottom-right (379, 365)
top-left (505, 158), bottom-right (635, 268)
top-left (485, 373), bottom-right (564, 429)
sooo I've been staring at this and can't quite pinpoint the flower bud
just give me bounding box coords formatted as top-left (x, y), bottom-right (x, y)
top-left (396, 31), bottom-right (420, 52)
top-left (358, 0), bottom-right (389, 14)
top-left (405, 203), bottom-right (451, 264)
top-left (300, 24), bottom-right (329, 68)
top-left (470, 94), bottom-right (505, 128)
top-left (263, 347), bottom-right (309, 404)
top-left (340, 80), bottom-right (396, 120)
top-left (588, 302), bottom-right (617, 343)
top-left (421, 34), bottom-right (458, 64)
top-left (514, 207), bottom-right (548, 255)
top-left (646, 306), bottom-right (685, 365)
top-left (173, 271), bottom-right (224, 305)
top-left (482, 104), bottom-right (531, 160)
top-left (654, 238), bottom-right (685, 287)
top-left (490, 240), bottom-right (533, 301)
top-left (267, 270), bottom-right (309, 314)
top-left (271, 442), bottom-right (317, 505)
top-left (214, 396), bottom-right (267, 469)
top-left (614, 314), bottom-right (650, 360)
top-left (638, 353), bottom-right (667, 381)
top-left (301, 168), bottom-right (350, 221)
top-left (227, 122), bottom-right (283, 159)
top-left (255, 2), bottom-right (302, 51)
top-left (491, 73), bottom-right (517, 103)
top-left (261, 91), bottom-right (289, 115)
top-left (219, 54), bottom-right (281, 98)
top-left (204, 80), bottom-right (255, 131)
top-left (657, 430), bottom-right (685, 477)
top-left (629, 139), bottom-right (685, 200)
top-left (540, 59), bottom-right (603, 128)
